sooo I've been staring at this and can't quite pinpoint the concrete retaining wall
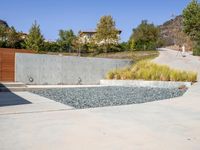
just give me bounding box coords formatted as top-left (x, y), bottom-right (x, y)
top-left (15, 53), bottom-right (131, 85)
top-left (100, 80), bottom-right (192, 88)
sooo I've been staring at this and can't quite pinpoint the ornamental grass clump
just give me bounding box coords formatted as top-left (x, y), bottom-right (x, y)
top-left (106, 60), bottom-right (197, 82)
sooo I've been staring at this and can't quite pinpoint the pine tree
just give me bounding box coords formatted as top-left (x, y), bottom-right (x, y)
top-left (25, 21), bottom-right (44, 52)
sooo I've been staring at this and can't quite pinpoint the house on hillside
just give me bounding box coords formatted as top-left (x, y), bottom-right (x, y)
top-left (0, 32), bottom-right (28, 42)
top-left (19, 32), bottom-right (28, 39)
top-left (78, 30), bottom-right (121, 45)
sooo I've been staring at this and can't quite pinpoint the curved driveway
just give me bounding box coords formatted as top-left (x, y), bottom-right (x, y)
top-left (154, 48), bottom-right (200, 81)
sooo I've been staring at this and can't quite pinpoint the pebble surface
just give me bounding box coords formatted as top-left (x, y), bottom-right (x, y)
top-left (30, 86), bottom-right (187, 109)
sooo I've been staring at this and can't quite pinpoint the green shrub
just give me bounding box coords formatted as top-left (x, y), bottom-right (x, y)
top-left (193, 42), bottom-right (200, 56)
top-left (106, 60), bottom-right (197, 82)
top-left (128, 20), bottom-right (160, 51)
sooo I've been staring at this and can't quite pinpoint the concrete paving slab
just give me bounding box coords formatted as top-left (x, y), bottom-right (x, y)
top-left (0, 96), bottom-right (200, 150)
top-left (0, 92), bottom-right (73, 115)
top-left (0, 102), bottom-right (72, 115)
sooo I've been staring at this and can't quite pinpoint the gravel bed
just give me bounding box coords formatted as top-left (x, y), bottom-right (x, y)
top-left (30, 86), bottom-right (187, 109)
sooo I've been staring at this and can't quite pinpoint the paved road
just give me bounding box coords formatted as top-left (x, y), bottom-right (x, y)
top-left (0, 48), bottom-right (200, 150)
top-left (154, 48), bottom-right (200, 81)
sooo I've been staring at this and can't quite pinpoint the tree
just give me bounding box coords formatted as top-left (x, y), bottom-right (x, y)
top-left (24, 21), bottom-right (44, 52)
top-left (0, 24), bottom-right (7, 47)
top-left (120, 42), bottom-right (129, 51)
top-left (129, 20), bottom-right (160, 50)
top-left (183, 0), bottom-right (200, 55)
top-left (0, 20), bottom-right (9, 28)
top-left (6, 26), bottom-right (22, 48)
top-left (95, 15), bottom-right (119, 52)
top-left (57, 29), bottom-right (76, 52)
top-left (0, 23), bottom-right (24, 48)
top-left (43, 41), bottom-right (60, 52)
top-left (128, 38), bottom-right (135, 51)
top-left (183, 0), bottom-right (200, 41)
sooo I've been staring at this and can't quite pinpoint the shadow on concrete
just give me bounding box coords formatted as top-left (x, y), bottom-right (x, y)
top-left (0, 84), bottom-right (31, 107)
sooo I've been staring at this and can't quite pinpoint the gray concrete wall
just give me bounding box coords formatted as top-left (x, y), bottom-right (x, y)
top-left (15, 53), bottom-right (131, 85)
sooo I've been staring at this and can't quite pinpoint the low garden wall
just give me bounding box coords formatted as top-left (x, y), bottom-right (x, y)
top-left (100, 80), bottom-right (192, 88)
top-left (15, 53), bottom-right (131, 85)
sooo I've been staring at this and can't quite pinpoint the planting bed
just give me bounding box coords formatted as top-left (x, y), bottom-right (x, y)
top-left (30, 86), bottom-right (187, 109)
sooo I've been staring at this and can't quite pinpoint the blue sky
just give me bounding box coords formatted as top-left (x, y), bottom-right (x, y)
top-left (1, 0), bottom-right (192, 42)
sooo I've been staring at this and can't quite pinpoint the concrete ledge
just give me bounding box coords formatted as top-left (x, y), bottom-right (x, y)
top-left (100, 80), bottom-right (192, 88)
top-left (0, 85), bottom-right (109, 92)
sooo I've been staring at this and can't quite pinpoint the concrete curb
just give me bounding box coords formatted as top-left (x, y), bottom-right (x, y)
top-left (100, 80), bottom-right (192, 88)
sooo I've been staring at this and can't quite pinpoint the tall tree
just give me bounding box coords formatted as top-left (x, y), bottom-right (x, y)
top-left (57, 29), bottom-right (76, 52)
top-left (24, 21), bottom-right (44, 52)
top-left (0, 24), bottom-right (7, 47)
top-left (183, 0), bottom-right (200, 55)
top-left (129, 20), bottom-right (160, 50)
top-left (95, 15), bottom-right (119, 52)
top-left (6, 26), bottom-right (22, 48)
top-left (183, 0), bottom-right (200, 41)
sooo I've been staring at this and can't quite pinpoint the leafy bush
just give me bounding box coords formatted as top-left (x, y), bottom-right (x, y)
top-left (106, 60), bottom-right (197, 82)
top-left (43, 41), bottom-right (60, 52)
top-left (57, 29), bottom-right (76, 52)
top-left (119, 42), bottom-right (129, 51)
top-left (96, 44), bottom-right (122, 53)
top-left (193, 42), bottom-right (200, 56)
top-left (128, 20), bottom-right (160, 51)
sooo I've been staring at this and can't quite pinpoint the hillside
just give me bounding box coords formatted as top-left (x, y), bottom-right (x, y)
top-left (159, 15), bottom-right (193, 50)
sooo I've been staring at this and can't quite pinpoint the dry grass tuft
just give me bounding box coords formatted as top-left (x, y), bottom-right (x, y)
top-left (106, 60), bottom-right (197, 82)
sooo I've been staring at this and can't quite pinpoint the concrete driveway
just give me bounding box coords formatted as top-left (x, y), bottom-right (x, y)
top-left (0, 48), bottom-right (200, 150)
top-left (154, 48), bottom-right (200, 81)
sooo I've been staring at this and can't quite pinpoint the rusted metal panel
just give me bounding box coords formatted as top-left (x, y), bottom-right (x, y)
top-left (0, 48), bottom-right (34, 81)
